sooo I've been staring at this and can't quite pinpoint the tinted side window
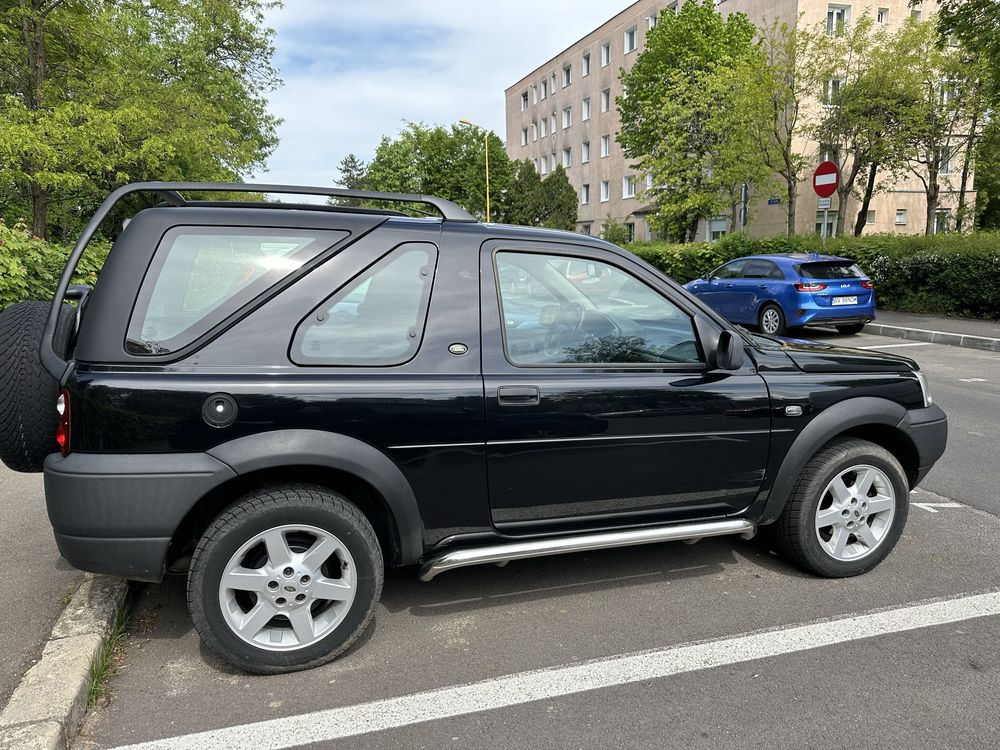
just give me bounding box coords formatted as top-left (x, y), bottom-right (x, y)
top-left (127, 227), bottom-right (343, 355)
top-left (292, 243), bottom-right (437, 366)
top-left (712, 260), bottom-right (746, 279)
top-left (496, 251), bottom-right (702, 366)
top-left (744, 260), bottom-right (784, 280)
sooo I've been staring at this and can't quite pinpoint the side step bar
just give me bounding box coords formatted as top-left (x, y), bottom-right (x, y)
top-left (418, 518), bottom-right (756, 582)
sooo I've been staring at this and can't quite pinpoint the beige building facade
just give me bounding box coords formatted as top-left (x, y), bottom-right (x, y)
top-left (503, 0), bottom-right (972, 242)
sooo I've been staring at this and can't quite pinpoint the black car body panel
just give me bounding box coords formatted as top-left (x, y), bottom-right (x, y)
top-left (38, 192), bottom-right (948, 582)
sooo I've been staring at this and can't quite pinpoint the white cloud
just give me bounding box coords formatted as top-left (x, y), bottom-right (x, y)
top-left (255, 0), bottom-right (633, 188)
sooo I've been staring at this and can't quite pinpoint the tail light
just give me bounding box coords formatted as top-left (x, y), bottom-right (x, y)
top-left (861, 280), bottom-right (874, 289)
top-left (794, 282), bottom-right (827, 292)
top-left (56, 389), bottom-right (70, 456)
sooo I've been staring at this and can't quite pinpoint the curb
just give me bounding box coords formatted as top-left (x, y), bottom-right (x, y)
top-left (864, 322), bottom-right (1000, 353)
top-left (0, 575), bottom-right (127, 750)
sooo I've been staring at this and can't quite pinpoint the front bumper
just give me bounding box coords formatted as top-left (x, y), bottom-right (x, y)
top-left (897, 404), bottom-right (948, 485)
top-left (44, 452), bottom-right (235, 581)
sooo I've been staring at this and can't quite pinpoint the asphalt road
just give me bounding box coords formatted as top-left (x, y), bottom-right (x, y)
top-left (70, 329), bottom-right (1000, 750)
top-left (0, 466), bottom-right (81, 709)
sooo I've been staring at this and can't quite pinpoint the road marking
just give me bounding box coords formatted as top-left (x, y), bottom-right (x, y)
top-left (112, 590), bottom-right (1000, 750)
top-left (859, 342), bottom-right (933, 349)
top-left (958, 378), bottom-right (987, 383)
top-left (913, 502), bottom-right (964, 513)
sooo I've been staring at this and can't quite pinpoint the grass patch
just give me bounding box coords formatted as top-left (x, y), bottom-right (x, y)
top-left (86, 604), bottom-right (130, 708)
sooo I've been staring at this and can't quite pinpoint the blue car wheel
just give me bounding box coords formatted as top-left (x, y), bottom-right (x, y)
top-left (759, 303), bottom-right (785, 336)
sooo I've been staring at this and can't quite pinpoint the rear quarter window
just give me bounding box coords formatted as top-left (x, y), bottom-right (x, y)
top-left (126, 227), bottom-right (346, 355)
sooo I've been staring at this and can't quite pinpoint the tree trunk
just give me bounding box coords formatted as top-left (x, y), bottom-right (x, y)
top-left (785, 177), bottom-right (796, 235)
top-left (21, 0), bottom-right (50, 239)
top-left (854, 161), bottom-right (879, 237)
top-left (925, 177), bottom-right (939, 236)
top-left (30, 183), bottom-right (49, 240)
top-left (835, 185), bottom-right (849, 238)
top-left (956, 111), bottom-right (980, 233)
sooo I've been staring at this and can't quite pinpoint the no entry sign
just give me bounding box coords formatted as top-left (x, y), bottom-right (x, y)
top-left (813, 161), bottom-right (840, 198)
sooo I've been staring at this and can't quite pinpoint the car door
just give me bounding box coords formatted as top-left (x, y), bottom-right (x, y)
top-left (688, 259), bottom-right (746, 319)
top-left (730, 259), bottom-right (786, 322)
top-left (480, 241), bottom-right (771, 533)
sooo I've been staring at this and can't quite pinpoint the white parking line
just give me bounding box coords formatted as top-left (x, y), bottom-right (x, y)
top-left (112, 590), bottom-right (1000, 750)
top-left (859, 342), bottom-right (933, 349)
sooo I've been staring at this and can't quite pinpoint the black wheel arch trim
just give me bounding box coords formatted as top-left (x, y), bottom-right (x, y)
top-left (750, 397), bottom-right (910, 525)
top-left (206, 429), bottom-right (423, 565)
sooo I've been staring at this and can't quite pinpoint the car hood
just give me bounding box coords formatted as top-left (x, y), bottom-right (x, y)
top-left (775, 337), bottom-right (917, 373)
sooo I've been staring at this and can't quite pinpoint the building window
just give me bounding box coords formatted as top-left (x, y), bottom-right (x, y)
top-left (708, 217), bottom-right (727, 242)
top-left (815, 211), bottom-right (837, 237)
top-left (520, 91), bottom-right (529, 110)
top-left (866, 210), bottom-right (876, 225)
top-left (562, 147), bottom-right (572, 168)
top-left (601, 42), bottom-right (611, 67)
top-left (823, 78), bottom-right (843, 105)
top-left (646, 173), bottom-right (654, 190)
top-left (531, 85), bottom-right (537, 104)
top-left (820, 143), bottom-right (841, 165)
top-left (520, 127), bottom-right (528, 146)
top-left (581, 183), bottom-right (590, 204)
top-left (624, 222), bottom-right (635, 242)
top-left (531, 121), bottom-right (538, 141)
top-left (563, 64), bottom-right (572, 88)
top-left (550, 113), bottom-right (557, 133)
top-left (827, 4), bottom-right (851, 36)
top-left (601, 89), bottom-right (611, 113)
top-left (895, 208), bottom-right (907, 225)
top-left (582, 97), bottom-right (591, 120)
top-left (667, 1), bottom-right (678, 11)
top-left (647, 14), bottom-right (658, 29)
top-left (623, 175), bottom-right (636, 199)
top-left (601, 134), bottom-right (611, 157)
top-left (579, 223), bottom-right (592, 235)
top-left (540, 117), bottom-right (547, 137)
top-left (939, 145), bottom-right (953, 175)
top-left (935, 209), bottom-right (951, 234)
top-left (877, 7), bottom-right (889, 23)
top-left (551, 72), bottom-right (556, 92)
top-left (600, 180), bottom-right (610, 202)
top-left (624, 26), bottom-right (637, 54)
top-left (562, 106), bottom-right (572, 129)
top-left (582, 53), bottom-right (591, 77)
top-left (911, 9), bottom-right (922, 20)
top-left (540, 155), bottom-right (548, 175)
top-left (540, 79), bottom-right (547, 99)
top-left (581, 141), bottom-right (591, 163)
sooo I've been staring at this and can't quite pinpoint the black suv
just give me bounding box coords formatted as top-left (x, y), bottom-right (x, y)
top-left (0, 183), bottom-right (947, 674)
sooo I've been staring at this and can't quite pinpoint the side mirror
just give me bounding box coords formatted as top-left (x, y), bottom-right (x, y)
top-left (715, 330), bottom-right (745, 370)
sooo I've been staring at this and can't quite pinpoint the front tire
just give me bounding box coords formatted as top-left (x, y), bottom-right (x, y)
top-left (774, 438), bottom-right (909, 578)
top-left (187, 485), bottom-right (384, 674)
top-left (836, 323), bottom-right (866, 335)
top-left (758, 303), bottom-right (786, 336)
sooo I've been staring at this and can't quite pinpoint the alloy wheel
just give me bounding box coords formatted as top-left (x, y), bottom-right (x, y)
top-left (814, 464), bottom-right (896, 562)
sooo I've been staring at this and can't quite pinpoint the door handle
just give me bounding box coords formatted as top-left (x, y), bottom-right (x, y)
top-left (497, 385), bottom-right (540, 406)
top-left (757, 284), bottom-right (768, 289)
top-left (724, 283), bottom-right (735, 289)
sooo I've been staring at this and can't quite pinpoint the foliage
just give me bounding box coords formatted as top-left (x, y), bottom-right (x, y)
top-left (0, 0), bottom-right (281, 241)
top-left (600, 216), bottom-right (632, 246)
top-left (334, 154), bottom-right (369, 191)
top-left (627, 232), bottom-right (1000, 318)
top-left (618, 1), bottom-right (765, 240)
top-left (0, 220), bottom-right (109, 310)
top-left (537, 165), bottom-right (579, 231)
top-left (938, 0), bottom-right (1000, 90)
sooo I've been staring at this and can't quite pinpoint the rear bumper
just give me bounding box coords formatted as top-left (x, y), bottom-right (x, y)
top-left (44, 452), bottom-right (236, 581)
top-left (897, 404), bottom-right (948, 486)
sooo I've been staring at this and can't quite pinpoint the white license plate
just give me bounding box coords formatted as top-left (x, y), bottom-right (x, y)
top-left (832, 296), bottom-right (858, 306)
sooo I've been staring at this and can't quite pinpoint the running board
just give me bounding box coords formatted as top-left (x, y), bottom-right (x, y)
top-left (418, 519), bottom-right (756, 582)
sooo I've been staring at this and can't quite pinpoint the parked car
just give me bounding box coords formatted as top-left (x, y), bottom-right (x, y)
top-left (0, 183), bottom-right (946, 674)
top-left (684, 253), bottom-right (876, 336)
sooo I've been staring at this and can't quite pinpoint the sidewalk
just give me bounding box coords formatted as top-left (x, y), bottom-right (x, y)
top-left (867, 310), bottom-right (1000, 352)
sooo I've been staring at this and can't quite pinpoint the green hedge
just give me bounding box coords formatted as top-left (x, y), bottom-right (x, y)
top-left (627, 232), bottom-right (1000, 319)
top-left (0, 220), bottom-right (109, 310)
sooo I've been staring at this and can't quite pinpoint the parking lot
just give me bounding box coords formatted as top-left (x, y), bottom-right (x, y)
top-left (9, 330), bottom-right (997, 750)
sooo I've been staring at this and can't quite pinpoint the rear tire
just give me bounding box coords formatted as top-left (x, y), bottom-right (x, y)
top-left (836, 323), bottom-right (866, 335)
top-left (758, 303), bottom-right (786, 336)
top-left (187, 485), bottom-right (384, 674)
top-left (0, 301), bottom-right (74, 472)
top-left (774, 438), bottom-right (909, 578)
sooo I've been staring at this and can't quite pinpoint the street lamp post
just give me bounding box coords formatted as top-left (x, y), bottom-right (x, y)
top-left (459, 118), bottom-right (490, 222)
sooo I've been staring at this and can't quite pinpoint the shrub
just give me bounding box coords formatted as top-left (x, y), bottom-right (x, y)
top-left (0, 220), bottom-right (110, 310)
top-left (626, 232), bottom-right (1000, 319)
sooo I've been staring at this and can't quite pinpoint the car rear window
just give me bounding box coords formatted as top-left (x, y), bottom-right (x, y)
top-left (127, 227), bottom-right (345, 355)
top-left (798, 261), bottom-right (865, 280)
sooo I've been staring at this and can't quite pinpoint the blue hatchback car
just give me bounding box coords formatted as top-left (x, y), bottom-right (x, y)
top-left (683, 253), bottom-right (875, 336)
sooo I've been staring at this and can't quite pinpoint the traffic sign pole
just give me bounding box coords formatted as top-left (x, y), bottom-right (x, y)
top-left (813, 161), bottom-right (840, 253)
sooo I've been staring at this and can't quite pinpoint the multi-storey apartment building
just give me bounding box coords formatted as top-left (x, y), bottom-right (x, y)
top-left (503, 0), bottom-right (971, 241)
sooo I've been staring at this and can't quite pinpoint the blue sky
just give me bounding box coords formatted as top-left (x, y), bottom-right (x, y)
top-left (257, 0), bottom-right (633, 187)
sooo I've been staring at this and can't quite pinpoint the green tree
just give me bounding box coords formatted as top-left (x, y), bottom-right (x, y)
top-left (538, 165), bottom-right (578, 230)
top-left (618, 0), bottom-right (762, 241)
top-left (974, 120), bottom-right (1000, 229)
top-left (497, 159), bottom-right (544, 226)
top-left (938, 0), bottom-right (1000, 87)
top-left (334, 154), bottom-right (369, 191)
top-left (0, 0), bottom-right (281, 240)
top-left (363, 122), bottom-right (513, 221)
